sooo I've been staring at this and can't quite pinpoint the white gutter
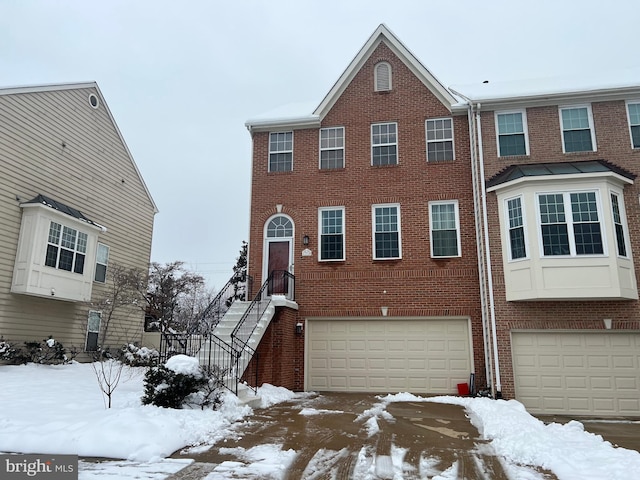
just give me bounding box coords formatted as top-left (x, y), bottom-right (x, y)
top-left (475, 103), bottom-right (502, 396)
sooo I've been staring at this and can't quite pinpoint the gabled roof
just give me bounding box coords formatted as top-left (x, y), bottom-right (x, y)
top-left (0, 82), bottom-right (158, 214)
top-left (486, 160), bottom-right (636, 190)
top-left (246, 24), bottom-right (461, 132)
top-left (21, 194), bottom-right (106, 231)
top-left (313, 24), bottom-right (458, 118)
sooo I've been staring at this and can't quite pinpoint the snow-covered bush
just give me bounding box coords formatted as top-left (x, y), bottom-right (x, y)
top-left (119, 343), bottom-right (159, 367)
top-left (141, 355), bottom-right (208, 409)
top-left (0, 336), bottom-right (76, 365)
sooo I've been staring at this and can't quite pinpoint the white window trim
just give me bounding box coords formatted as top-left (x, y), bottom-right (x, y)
top-left (609, 188), bottom-right (630, 258)
top-left (535, 188), bottom-right (607, 258)
top-left (559, 104), bottom-right (597, 153)
top-left (429, 200), bottom-right (461, 258)
top-left (625, 99), bottom-right (640, 150)
top-left (371, 203), bottom-right (402, 260)
top-left (318, 206), bottom-right (346, 262)
top-left (425, 117), bottom-right (456, 161)
top-left (374, 62), bottom-right (392, 92)
top-left (319, 126), bottom-right (345, 169)
top-left (504, 195), bottom-right (529, 262)
top-left (370, 122), bottom-right (399, 166)
top-left (268, 131), bottom-right (294, 172)
top-left (495, 109), bottom-right (530, 157)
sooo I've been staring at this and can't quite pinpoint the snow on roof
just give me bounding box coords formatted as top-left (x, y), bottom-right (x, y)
top-left (451, 66), bottom-right (640, 103)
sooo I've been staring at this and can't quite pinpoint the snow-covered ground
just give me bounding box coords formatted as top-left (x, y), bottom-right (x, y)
top-left (0, 360), bottom-right (638, 479)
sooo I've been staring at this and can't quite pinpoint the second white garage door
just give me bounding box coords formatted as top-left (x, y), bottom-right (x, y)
top-left (306, 318), bottom-right (472, 394)
top-left (512, 331), bottom-right (640, 416)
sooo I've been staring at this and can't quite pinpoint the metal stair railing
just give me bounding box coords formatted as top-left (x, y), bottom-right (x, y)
top-left (158, 275), bottom-right (240, 363)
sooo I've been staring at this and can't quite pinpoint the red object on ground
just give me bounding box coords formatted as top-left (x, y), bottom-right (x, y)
top-left (457, 383), bottom-right (470, 396)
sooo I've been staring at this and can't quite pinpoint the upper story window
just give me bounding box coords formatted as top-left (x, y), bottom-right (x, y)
top-left (371, 122), bottom-right (398, 166)
top-left (506, 196), bottom-right (527, 260)
top-left (538, 191), bottom-right (603, 256)
top-left (496, 110), bottom-right (529, 157)
top-left (559, 106), bottom-right (596, 153)
top-left (627, 102), bottom-right (640, 149)
top-left (94, 243), bottom-right (109, 283)
top-left (372, 204), bottom-right (401, 259)
top-left (374, 62), bottom-right (392, 91)
top-left (319, 207), bottom-right (345, 261)
top-left (45, 221), bottom-right (88, 274)
top-left (429, 200), bottom-right (461, 258)
top-left (269, 131), bottom-right (293, 172)
top-left (320, 127), bottom-right (345, 169)
top-left (426, 118), bottom-right (454, 161)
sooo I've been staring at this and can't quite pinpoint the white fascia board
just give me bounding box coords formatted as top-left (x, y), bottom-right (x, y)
top-left (0, 81), bottom-right (98, 96)
top-left (245, 115), bottom-right (321, 133)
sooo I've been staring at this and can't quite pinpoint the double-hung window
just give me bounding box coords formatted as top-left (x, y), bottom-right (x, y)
top-left (371, 122), bottom-right (398, 166)
top-left (496, 111), bottom-right (528, 156)
top-left (429, 201), bottom-right (461, 257)
top-left (320, 127), bottom-right (345, 169)
top-left (269, 131), bottom-right (293, 172)
top-left (560, 106), bottom-right (596, 153)
top-left (627, 102), bottom-right (640, 149)
top-left (86, 310), bottom-right (101, 351)
top-left (611, 192), bottom-right (628, 257)
top-left (45, 221), bottom-right (87, 274)
top-left (372, 204), bottom-right (401, 259)
top-left (538, 191), bottom-right (603, 256)
top-left (94, 243), bottom-right (109, 283)
top-left (426, 118), bottom-right (454, 161)
top-left (319, 207), bottom-right (345, 261)
top-left (506, 197), bottom-right (527, 260)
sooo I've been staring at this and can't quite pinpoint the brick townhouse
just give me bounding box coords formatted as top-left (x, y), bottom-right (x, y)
top-left (244, 24), bottom-right (640, 417)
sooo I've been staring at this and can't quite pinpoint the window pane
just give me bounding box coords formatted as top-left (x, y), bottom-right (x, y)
top-left (320, 149), bottom-right (344, 169)
top-left (74, 253), bottom-right (85, 274)
top-left (427, 141), bottom-right (454, 161)
top-left (375, 207), bottom-right (398, 232)
top-left (499, 134), bottom-right (526, 156)
top-left (45, 244), bottom-right (58, 267)
top-left (86, 332), bottom-right (99, 351)
top-left (77, 232), bottom-right (87, 254)
top-left (539, 194), bottom-right (566, 224)
top-left (629, 103), bottom-right (640, 125)
top-left (570, 192), bottom-right (598, 222)
top-left (61, 226), bottom-right (77, 249)
top-left (321, 234), bottom-right (343, 260)
top-left (58, 249), bottom-right (74, 271)
top-left (563, 130), bottom-right (593, 152)
top-left (562, 108), bottom-right (589, 129)
top-left (509, 228), bottom-right (526, 259)
top-left (433, 230), bottom-right (458, 256)
top-left (611, 194), bottom-right (627, 257)
top-left (95, 264), bottom-right (107, 283)
top-left (372, 145), bottom-right (397, 166)
top-left (541, 224), bottom-right (570, 255)
top-left (498, 113), bottom-right (524, 134)
top-left (97, 244), bottom-right (109, 264)
top-left (48, 222), bottom-right (61, 244)
top-left (269, 152), bottom-right (292, 171)
top-left (573, 223), bottom-right (603, 255)
top-left (631, 125), bottom-right (640, 149)
top-left (375, 232), bottom-right (399, 258)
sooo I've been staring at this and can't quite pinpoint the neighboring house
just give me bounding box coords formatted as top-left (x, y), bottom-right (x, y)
top-left (243, 24), bottom-right (640, 417)
top-left (0, 82), bottom-right (157, 358)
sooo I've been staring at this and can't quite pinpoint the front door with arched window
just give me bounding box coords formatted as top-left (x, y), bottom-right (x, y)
top-left (264, 215), bottom-right (293, 295)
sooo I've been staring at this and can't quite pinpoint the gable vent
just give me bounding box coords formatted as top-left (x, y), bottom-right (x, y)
top-left (375, 62), bottom-right (392, 91)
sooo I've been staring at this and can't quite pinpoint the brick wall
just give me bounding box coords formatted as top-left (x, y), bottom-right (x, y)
top-left (248, 41), bottom-right (486, 391)
top-left (481, 100), bottom-right (640, 398)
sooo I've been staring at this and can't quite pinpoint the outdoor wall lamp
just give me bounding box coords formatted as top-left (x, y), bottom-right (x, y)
top-left (296, 322), bottom-right (304, 334)
top-left (302, 235), bottom-right (309, 246)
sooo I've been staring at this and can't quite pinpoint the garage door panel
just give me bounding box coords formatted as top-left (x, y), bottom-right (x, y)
top-left (512, 332), bottom-right (640, 416)
top-left (307, 319), bottom-right (471, 394)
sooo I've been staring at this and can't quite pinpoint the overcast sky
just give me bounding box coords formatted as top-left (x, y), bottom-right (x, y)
top-left (2, 0), bottom-right (638, 289)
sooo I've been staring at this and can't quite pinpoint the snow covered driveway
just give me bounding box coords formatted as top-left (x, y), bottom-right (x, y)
top-left (171, 392), bottom-right (532, 479)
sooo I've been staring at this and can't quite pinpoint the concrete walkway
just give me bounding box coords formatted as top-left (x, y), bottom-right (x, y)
top-left (166, 393), bottom-right (556, 479)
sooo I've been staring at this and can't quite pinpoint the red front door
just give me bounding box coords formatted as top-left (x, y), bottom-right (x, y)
top-left (268, 241), bottom-right (289, 295)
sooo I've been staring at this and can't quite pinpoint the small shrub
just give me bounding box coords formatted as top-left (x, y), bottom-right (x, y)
top-left (119, 343), bottom-right (159, 367)
top-left (141, 355), bottom-right (207, 409)
top-left (0, 336), bottom-right (76, 365)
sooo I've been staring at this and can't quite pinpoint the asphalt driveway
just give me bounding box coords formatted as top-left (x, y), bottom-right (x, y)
top-left (167, 393), bottom-right (556, 479)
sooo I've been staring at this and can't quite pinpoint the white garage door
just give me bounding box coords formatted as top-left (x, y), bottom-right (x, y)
top-left (306, 318), bottom-right (472, 394)
top-left (512, 332), bottom-right (640, 416)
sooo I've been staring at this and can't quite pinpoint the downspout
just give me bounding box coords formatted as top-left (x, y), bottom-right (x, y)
top-left (450, 89), bottom-right (493, 394)
top-left (475, 104), bottom-right (502, 397)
